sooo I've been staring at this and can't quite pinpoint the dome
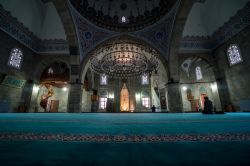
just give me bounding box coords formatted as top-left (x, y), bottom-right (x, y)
top-left (70, 0), bottom-right (176, 32)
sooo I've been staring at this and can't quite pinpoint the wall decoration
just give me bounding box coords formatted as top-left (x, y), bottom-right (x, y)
top-left (1, 75), bottom-right (26, 88)
top-left (40, 85), bottom-right (54, 111)
top-left (130, 0), bottom-right (180, 59)
top-left (69, 0), bottom-right (177, 32)
top-left (68, 2), bottom-right (116, 61)
top-left (120, 83), bottom-right (130, 111)
top-left (37, 85), bottom-right (69, 112)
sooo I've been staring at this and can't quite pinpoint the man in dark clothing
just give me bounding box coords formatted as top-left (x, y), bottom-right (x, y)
top-left (151, 105), bottom-right (156, 112)
top-left (202, 97), bottom-right (213, 114)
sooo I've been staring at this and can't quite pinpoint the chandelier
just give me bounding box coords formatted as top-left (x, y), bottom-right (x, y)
top-left (90, 38), bottom-right (159, 78)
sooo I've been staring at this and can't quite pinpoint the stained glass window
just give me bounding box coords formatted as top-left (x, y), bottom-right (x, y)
top-left (142, 97), bottom-right (150, 108)
top-left (227, 44), bottom-right (243, 66)
top-left (48, 67), bottom-right (54, 74)
top-left (121, 16), bottom-right (126, 23)
top-left (100, 74), bottom-right (107, 85)
top-left (195, 66), bottom-right (203, 81)
top-left (141, 74), bottom-right (149, 85)
top-left (99, 97), bottom-right (107, 109)
top-left (8, 48), bottom-right (23, 69)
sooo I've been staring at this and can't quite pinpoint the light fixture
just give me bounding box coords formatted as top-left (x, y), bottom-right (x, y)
top-left (62, 87), bottom-right (68, 92)
top-left (108, 93), bottom-right (114, 99)
top-left (33, 85), bottom-right (40, 92)
top-left (182, 86), bottom-right (187, 91)
top-left (211, 83), bottom-right (217, 91)
top-left (135, 93), bottom-right (141, 100)
top-left (90, 37), bottom-right (159, 78)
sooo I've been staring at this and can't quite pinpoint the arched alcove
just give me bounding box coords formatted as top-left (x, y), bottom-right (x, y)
top-left (30, 61), bottom-right (70, 113)
top-left (180, 57), bottom-right (221, 112)
top-left (80, 35), bottom-right (169, 112)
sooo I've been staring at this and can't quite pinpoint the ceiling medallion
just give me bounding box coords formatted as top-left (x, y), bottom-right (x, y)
top-left (90, 38), bottom-right (159, 78)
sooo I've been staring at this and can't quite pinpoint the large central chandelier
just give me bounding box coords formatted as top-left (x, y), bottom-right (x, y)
top-left (90, 38), bottom-right (159, 78)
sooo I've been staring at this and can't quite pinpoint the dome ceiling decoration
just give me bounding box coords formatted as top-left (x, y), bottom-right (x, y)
top-left (70, 0), bottom-right (176, 32)
top-left (90, 37), bottom-right (159, 78)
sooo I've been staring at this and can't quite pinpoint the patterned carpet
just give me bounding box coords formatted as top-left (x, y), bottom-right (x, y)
top-left (0, 113), bottom-right (250, 165)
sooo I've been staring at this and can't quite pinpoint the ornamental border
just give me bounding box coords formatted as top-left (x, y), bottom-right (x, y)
top-left (1, 133), bottom-right (250, 142)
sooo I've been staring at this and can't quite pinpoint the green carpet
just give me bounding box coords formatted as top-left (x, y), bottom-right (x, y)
top-left (0, 113), bottom-right (250, 166)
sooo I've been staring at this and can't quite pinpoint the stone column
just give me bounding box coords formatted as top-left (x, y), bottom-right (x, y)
top-left (68, 83), bottom-right (82, 113)
top-left (166, 82), bottom-right (183, 112)
top-left (21, 81), bottom-right (34, 112)
top-left (213, 63), bottom-right (231, 111)
top-left (67, 48), bottom-right (82, 113)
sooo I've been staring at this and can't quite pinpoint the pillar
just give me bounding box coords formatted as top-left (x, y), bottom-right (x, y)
top-left (20, 81), bottom-right (34, 112)
top-left (166, 82), bottom-right (183, 112)
top-left (67, 47), bottom-right (82, 113)
top-left (68, 83), bottom-right (82, 113)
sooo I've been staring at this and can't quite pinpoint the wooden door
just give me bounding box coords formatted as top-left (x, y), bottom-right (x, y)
top-left (50, 100), bottom-right (59, 112)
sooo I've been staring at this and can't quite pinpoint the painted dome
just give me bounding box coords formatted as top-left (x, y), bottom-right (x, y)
top-left (70, 0), bottom-right (176, 32)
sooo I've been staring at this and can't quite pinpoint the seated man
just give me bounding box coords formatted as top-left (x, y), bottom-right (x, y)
top-left (202, 97), bottom-right (213, 114)
top-left (151, 105), bottom-right (156, 112)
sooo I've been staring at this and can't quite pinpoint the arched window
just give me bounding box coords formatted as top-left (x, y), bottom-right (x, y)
top-left (227, 44), bottom-right (243, 66)
top-left (99, 90), bottom-right (108, 109)
top-left (100, 74), bottom-right (107, 85)
top-left (141, 91), bottom-right (150, 108)
top-left (121, 16), bottom-right (126, 23)
top-left (47, 67), bottom-right (54, 74)
top-left (195, 66), bottom-right (203, 81)
top-left (8, 48), bottom-right (23, 69)
top-left (141, 74), bottom-right (149, 85)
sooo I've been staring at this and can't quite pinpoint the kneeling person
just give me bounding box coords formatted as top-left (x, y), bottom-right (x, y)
top-left (202, 97), bottom-right (213, 114)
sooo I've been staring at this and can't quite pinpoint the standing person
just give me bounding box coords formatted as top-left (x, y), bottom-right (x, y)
top-left (202, 97), bottom-right (213, 114)
top-left (151, 105), bottom-right (156, 112)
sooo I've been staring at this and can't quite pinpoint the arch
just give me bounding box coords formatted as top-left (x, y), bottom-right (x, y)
top-left (169, 0), bottom-right (199, 81)
top-left (79, 35), bottom-right (170, 113)
top-left (180, 56), bottom-right (215, 83)
top-left (33, 57), bottom-right (70, 83)
top-left (80, 35), bottom-right (170, 82)
top-left (52, 0), bottom-right (79, 51)
top-left (34, 60), bottom-right (70, 113)
top-left (179, 55), bottom-right (221, 112)
top-left (39, 61), bottom-right (70, 84)
top-left (83, 68), bottom-right (93, 91)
